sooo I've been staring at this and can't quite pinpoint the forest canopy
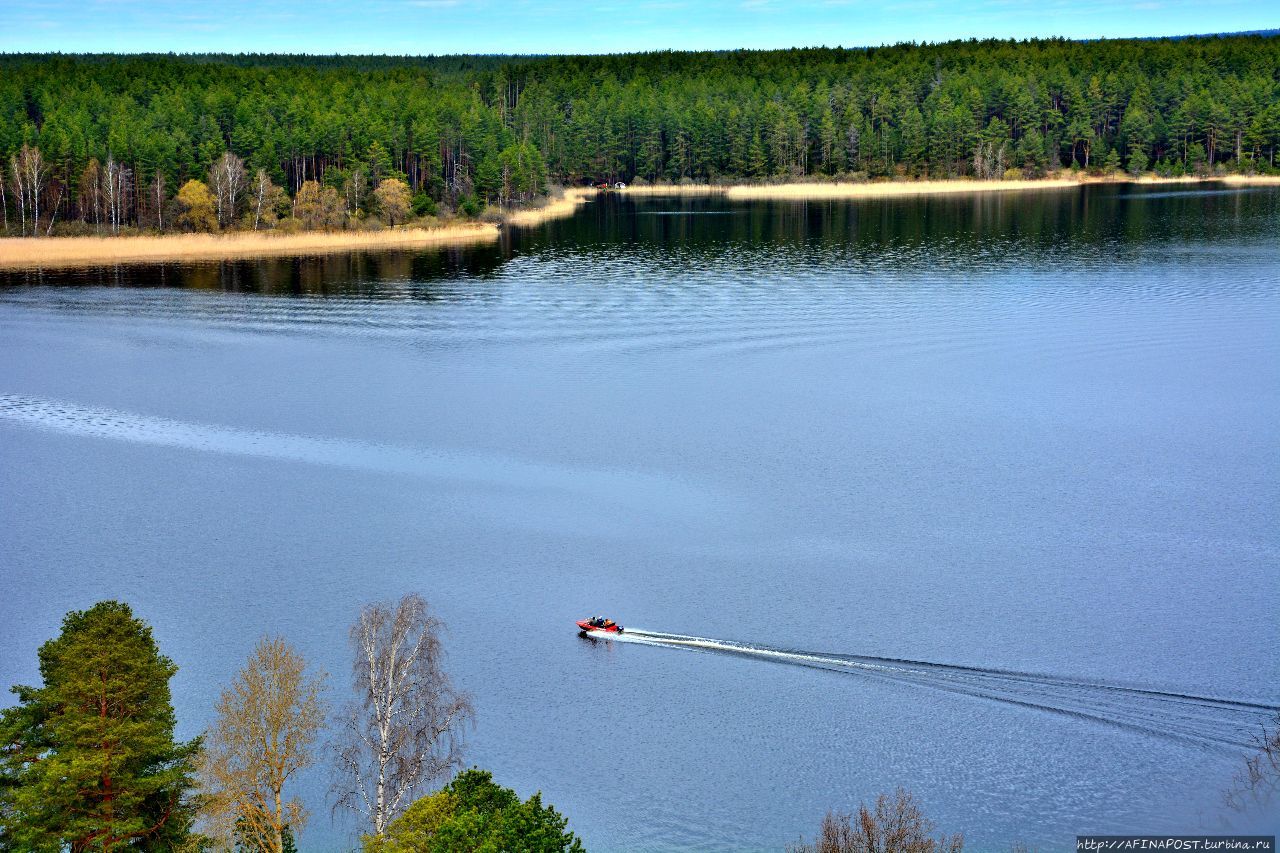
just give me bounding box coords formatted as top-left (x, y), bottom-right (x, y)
top-left (2, 34), bottom-right (1278, 234)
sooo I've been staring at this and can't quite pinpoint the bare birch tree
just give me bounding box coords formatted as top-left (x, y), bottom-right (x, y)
top-left (102, 156), bottom-right (131, 235)
top-left (43, 179), bottom-right (62, 236)
top-left (150, 169), bottom-right (166, 231)
top-left (251, 169), bottom-right (286, 230)
top-left (9, 155), bottom-right (25, 236)
top-left (787, 788), bottom-right (963, 853)
top-left (0, 162), bottom-right (7, 234)
top-left (17, 145), bottom-right (45, 236)
top-left (78, 158), bottom-right (103, 231)
top-left (332, 593), bottom-right (474, 838)
top-left (197, 637), bottom-right (327, 853)
top-left (208, 151), bottom-right (247, 227)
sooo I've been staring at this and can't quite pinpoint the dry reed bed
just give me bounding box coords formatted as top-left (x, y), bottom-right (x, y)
top-left (621, 174), bottom-right (1280, 200)
top-left (0, 224), bottom-right (500, 269)
top-left (504, 188), bottom-right (594, 227)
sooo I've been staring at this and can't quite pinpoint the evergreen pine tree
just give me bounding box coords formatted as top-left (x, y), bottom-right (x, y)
top-left (0, 602), bottom-right (200, 851)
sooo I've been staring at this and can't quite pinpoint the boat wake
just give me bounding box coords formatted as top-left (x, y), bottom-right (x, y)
top-left (611, 629), bottom-right (1278, 751)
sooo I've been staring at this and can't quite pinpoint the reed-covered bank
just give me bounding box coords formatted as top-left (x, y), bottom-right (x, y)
top-left (0, 187), bottom-right (596, 269)
top-left (619, 174), bottom-right (1280, 200)
top-left (0, 223), bottom-right (500, 269)
top-left (503, 187), bottom-right (594, 226)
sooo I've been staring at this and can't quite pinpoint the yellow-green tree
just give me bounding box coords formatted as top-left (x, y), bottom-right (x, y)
top-left (294, 180), bottom-right (346, 230)
top-left (196, 637), bottom-right (326, 853)
top-left (373, 178), bottom-right (411, 227)
top-left (176, 179), bottom-right (218, 232)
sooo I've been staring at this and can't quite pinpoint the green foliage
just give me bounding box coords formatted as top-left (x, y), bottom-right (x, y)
top-left (0, 601), bottom-right (200, 852)
top-left (1102, 147), bottom-right (1122, 174)
top-left (412, 191), bottom-right (438, 217)
top-left (367, 769), bottom-right (584, 853)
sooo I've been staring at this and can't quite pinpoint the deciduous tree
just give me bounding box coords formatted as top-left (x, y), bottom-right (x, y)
top-left (251, 169), bottom-right (288, 230)
top-left (333, 593), bottom-right (474, 839)
top-left (209, 151), bottom-right (247, 227)
top-left (373, 178), bottom-right (412, 227)
top-left (196, 637), bottom-right (326, 853)
top-left (788, 788), bottom-right (963, 853)
top-left (177, 179), bottom-right (218, 232)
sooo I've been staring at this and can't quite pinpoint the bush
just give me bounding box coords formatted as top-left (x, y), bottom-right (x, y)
top-left (51, 220), bottom-right (98, 237)
top-left (412, 192), bottom-right (438, 217)
top-left (458, 195), bottom-right (482, 218)
top-left (366, 769), bottom-right (583, 853)
top-left (274, 217), bottom-right (303, 235)
top-left (1002, 167), bottom-right (1024, 181)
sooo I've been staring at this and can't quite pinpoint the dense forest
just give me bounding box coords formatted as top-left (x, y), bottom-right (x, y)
top-left (1, 35), bottom-right (1278, 235)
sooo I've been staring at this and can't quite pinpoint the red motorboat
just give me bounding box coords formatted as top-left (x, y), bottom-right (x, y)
top-left (577, 616), bottom-right (623, 635)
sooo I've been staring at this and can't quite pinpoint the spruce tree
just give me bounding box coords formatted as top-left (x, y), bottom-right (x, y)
top-left (0, 601), bottom-right (199, 851)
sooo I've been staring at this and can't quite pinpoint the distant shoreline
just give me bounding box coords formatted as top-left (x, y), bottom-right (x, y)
top-left (3, 178), bottom-right (1276, 270)
top-left (619, 174), bottom-right (1280, 200)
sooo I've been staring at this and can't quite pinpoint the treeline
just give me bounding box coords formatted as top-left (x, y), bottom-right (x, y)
top-left (0, 597), bottom-right (583, 852)
top-left (1, 35), bottom-right (1278, 236)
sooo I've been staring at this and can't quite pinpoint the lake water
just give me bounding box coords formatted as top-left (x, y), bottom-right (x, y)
top-left (2, 185), bottom-right (1278, 851)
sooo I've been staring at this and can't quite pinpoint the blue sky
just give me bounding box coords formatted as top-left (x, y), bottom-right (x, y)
top-left (1, 0), bottom-right (1274, 55)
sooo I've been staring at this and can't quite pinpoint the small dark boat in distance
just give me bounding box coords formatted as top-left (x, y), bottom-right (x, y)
top-left (577, 616), bottom-right (623, 636)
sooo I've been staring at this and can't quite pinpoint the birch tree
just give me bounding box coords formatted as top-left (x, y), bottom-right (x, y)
top-left (208, 151), bottom-right (247, 227)
top-left (17, 145), bottom-right (45, 236)
top-left (149, 170), bottom-right (166, 231)
top-left (102, 157), bottom-right (131, 234)
top-left (79, 158), bottom-right (103, 231)
top-left (332, 593), bottom-right (474, 839)
top-left (251, 169), bottom-right (286, 230)
top-left (10, 146), bottom-right (47, 236)
top-left (197, 637), bottom-right (326, 853)
top-left (9, 155), bottom-right (24, 236)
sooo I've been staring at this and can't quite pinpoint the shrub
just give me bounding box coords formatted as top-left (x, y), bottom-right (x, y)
top-left (412, 192), bottom-right (438, 217)
top-left (365, 769), bottom-right (583, 853)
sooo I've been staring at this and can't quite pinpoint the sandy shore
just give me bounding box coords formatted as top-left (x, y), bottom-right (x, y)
top-left (0, 223), bottom-right (502, 270)
top-left (620, 174), bottom-right (1280, 200)
top-left (504, 187), bottom-right (594, 227)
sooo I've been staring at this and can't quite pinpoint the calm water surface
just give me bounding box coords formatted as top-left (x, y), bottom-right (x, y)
top-left (2, 185), bottom-right (1278, 851)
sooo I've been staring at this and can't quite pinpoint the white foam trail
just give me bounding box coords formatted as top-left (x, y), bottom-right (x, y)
top-left (618, 629), bottom-right (1279, 750)
top-left (0, 394), bottom-right (710, 514)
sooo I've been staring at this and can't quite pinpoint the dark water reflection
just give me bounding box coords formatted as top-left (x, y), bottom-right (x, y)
top-left (1, 183), bottom-right (1278, 852)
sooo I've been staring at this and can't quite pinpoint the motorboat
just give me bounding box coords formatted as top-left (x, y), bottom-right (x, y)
top-left (577, 616), bottom-right (623, 635)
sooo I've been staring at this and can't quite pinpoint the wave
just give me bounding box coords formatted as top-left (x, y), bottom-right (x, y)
top-left (612, 629), bottom-right (1278, 750)
top-left (0, 394), bottom-right (711, 518)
